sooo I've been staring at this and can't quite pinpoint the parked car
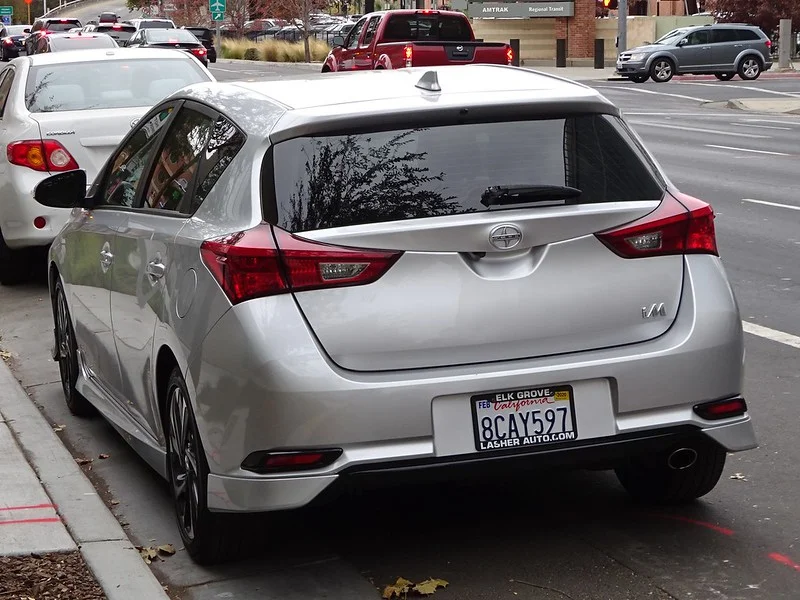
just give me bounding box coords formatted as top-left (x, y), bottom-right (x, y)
top-left (0, 48), bottom-right (215, 284)
top-left (126, 28), bottom-right (209, 66)
top-left (616, 23), bottom-right (773, 82)
top-left (30, 32), bottom-right (118, 54)
top-left (25, 18), bottom-right (83, 54)
top-left (322, 9), bottom-right (513, 72)
top-left (32, 64), bottom-right (756, 565)
top-left (181, 26), bottom-right (217, 62)
top-left (126, 18), bottom-right (177, 31)
top-left (1, 25), bottom-right (31, 61)
top-left (98, 11), bottom-right (119, 24)
top-left (85, 22), bottom-right (137, 46)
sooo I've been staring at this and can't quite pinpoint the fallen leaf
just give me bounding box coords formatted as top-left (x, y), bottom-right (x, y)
top-left (53, 424), bottom-right (66, 432)
top-left (413, 579), bottom-right (449, 596)
top-left (99, 453), bottom-right (110, 460)
top-left (0, 350), bottom-right (11, 361)
top-left (157, 544), bottom-right (176, 556)
top-left (75, 458), bottom-right (93, 466)
top-left (111, 500), bottom-right (119, 506)
top-left (138, 546), bottom-right (159, 564)
top-left (730, 473), bottom-right (748, 481)
top-left (382, 577), bottom-right (413, 599)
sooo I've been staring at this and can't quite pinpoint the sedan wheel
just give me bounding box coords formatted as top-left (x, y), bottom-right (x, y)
top-left (166, 367), bottom-right (246, 564)
top-left (53, 281), bottom-right (95, 416)
top-left (650, 59), bottom-right (674, 83)
top-left (738, 57), bottom-right (762, 80)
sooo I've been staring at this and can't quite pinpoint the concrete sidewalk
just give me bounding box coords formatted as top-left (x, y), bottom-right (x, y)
top-left (0, 356), bottom-right (168, 599)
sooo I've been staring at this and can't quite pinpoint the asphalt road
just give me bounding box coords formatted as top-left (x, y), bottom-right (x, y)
top-left (1, 68), bottom-right (799, 600)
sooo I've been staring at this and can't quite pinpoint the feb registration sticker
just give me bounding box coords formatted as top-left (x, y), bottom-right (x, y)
top-left (471, 385), bottom-right (578, 451)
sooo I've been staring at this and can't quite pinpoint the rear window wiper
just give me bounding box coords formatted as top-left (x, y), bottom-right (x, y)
top-left (480, 185), bottom-right (582, 208)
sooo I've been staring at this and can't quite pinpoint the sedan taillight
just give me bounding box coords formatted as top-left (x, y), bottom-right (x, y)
top-left (7, 140), bottom-right (79, 172)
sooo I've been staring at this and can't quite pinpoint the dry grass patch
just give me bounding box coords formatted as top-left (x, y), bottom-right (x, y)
top-left (222, 37), bottom-right (329, 62)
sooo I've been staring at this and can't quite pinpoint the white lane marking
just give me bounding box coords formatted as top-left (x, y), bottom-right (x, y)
top-left (731, 123), bottom-right (792, 130)
top-left (628, 121), bottom-right (769, 138)
top-left (742, 321), bottom-right (800, 350)
top-left (742, 198), bottom-right (800, 211)
top-left (674, 81), bottom-right (800, 97)
top-left (209, 67), bottom-right (239, 72)
top-left (595, 86), bottom-right (710, 102)
top-left (705, 144), bottom-right (790, 156)
top-left (742, 118), bottom-right (800, 126)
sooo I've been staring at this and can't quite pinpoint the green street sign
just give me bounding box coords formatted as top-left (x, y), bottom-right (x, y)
top-left (209, 0), bottom-right (225, 12)
top-left (0, 6), bottom-right (13, 16)
top-left (211, 11), bottom-right (224, 20)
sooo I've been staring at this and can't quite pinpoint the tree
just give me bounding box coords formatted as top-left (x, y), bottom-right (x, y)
top-left (281, 130), bottom-right (462, 233)
top-left (708, 0), bottom-right (800, 34)
top-left (260, 0), bottom-right (328, 62)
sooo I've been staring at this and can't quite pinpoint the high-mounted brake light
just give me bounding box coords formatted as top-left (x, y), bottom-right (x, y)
top-left (7, 140), bottom-right (79, 172)
top-left (595, 192), bottom-right (718, 258)
top-left (112, 23), bottom-right (122, 29)
top-left (200, 223), bottom-right (403, 305)
top-left (404, 44), bottom-right (413, 67)
top-left (506, 46), bottom-right (513, 65)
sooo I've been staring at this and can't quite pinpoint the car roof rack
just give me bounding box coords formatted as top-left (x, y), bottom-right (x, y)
top-left (415, 70), bottom-right (441, 92)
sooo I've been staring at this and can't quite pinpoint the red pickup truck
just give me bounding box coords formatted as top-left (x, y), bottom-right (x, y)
top-left (322, 10), bottom-right (513, 72)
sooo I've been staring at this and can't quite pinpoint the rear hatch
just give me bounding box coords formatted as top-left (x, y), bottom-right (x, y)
top-left (410, 41), bottom-right (510, 66)
top-left (268, 114), bottom-right (687, 372)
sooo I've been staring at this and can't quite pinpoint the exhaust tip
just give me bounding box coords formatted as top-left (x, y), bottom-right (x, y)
top-left (667, 447), bottom-right (698, 471)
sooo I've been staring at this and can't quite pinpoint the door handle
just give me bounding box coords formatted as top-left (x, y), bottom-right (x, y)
top-left (146, 260), bottom-right (166, 280)
top-left (734, 44), bottom-right (743, 48)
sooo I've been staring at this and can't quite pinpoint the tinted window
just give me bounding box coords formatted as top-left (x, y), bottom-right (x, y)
top-left (270, 115), bottom-right (665, 233)
top-left (139, 20), bottom-right (175, 29)
top-left (25, 58), bottom-right (208, 112)
top-left (142, 108), bottom-right (215, 211)
top-left (685, 30), bottom-right (710, 45)
top-left (45, 20), bottom-right (81, 32)
top-left (103, 107), bottom-right (174, 207)
top-left (361, 17), bottom-right (379, 46)
top-left (185, 28), bottom-right (212, 41)
top-left (381, 14), bottom-right (471, 42)
top-left (345, 18), bottom-right (366, 49)
top-left (49, 35), bottom-right (117, 50)
top-left (712, 29), bottom-right (739, 43)
top-left (0, 69), bottom-right (14, 117)
top-left (736, 29), bottom-right (761, 41)
top-left (145, 29), bottom-right (198, 43)
top-left (96, 25), bottom-right (136, 43)
top-left (189, 117), bottom-right (246, 213)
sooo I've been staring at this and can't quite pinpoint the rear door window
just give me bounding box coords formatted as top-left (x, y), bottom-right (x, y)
top-left (712, 29), bottom-right (739, 43)
top-left (269, 115), bottom-right (666, 233)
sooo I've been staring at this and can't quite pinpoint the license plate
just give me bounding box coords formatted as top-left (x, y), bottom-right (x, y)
top-left (471, 385), bottom-right (577, 451)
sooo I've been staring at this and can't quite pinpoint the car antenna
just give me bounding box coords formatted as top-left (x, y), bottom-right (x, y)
top-left (415, 70), bottom-right (441, 92)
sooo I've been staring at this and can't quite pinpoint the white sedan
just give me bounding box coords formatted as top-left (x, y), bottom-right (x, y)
top-left (0, 48), bottom-right (215, 284)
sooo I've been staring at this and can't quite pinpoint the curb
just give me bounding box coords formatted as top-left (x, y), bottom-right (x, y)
top-left (714, 98), bottom-right (800, 115)
top-left (0, 359), bottom-right (169, 599)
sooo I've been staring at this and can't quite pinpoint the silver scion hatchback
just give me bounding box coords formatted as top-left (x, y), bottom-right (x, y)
top-left (34, 65), bottom-right (756, 565)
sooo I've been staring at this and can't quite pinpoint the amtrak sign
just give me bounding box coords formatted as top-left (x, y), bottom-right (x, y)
top-left (468, 1), bottom-right (575, 18)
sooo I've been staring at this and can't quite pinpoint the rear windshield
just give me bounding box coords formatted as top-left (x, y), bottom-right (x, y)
top-left (270, 115), bottom-right (665, 233)
top-left (7, 25), bottom-right (29, 35)
top-left (381, 14), bottom-right (472, 42)
top-left (185, 28), bottom-right (212, 40)
top-left (146, 29), bottom-right (197, 43)
top-left (50, 35), bottom-right (117, 50)
top-left (140, 20), bottom-right (176, 29)
top-left (96, 25), bottom-right (136, 42)
top-left (44, 21), bottom-right (82, 32)
top-left (25, 58), bottom-right (209, 112)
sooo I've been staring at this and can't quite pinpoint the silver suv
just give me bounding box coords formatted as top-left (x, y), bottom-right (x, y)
top-left (617, 24), bottom-right (772, 83)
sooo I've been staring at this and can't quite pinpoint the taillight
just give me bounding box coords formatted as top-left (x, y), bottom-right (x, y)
top-left (191, 47), bottom-right (206, 55)
top-left (2, 37), bottom-right (13, 46)
top-left (595, 192), bottom-right (718, 258)
top-left (404, 44), bottom-right (412, 67)
top-left (506, 46), bottom-right (513, 65)
top-left (200, 223), bottom-right (403, 305)
top-left (694, 397), bottom-right (747, 420)
top-left (766, 39), bottom-right (772, 49)
top-left (7, 140), bottom-right (79, 172)
top-left (241, 449), bottom-right (342, 474)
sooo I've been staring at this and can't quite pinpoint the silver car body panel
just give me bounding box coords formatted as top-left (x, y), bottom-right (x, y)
top-left (47, 65), bottom-right (756, 513)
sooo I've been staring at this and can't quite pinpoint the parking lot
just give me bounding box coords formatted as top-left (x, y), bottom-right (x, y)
top-left (0, 59), bottom-right (797, 599)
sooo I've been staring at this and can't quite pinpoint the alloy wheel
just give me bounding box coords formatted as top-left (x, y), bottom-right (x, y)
top-left (55, 290), bottom-right (74, 398)
top-left (654, 60), bottom-right (672, 81)
top-left (169, 385), bottom-right (201, 542)
top-left (742, 59), bottom-right (760, 79)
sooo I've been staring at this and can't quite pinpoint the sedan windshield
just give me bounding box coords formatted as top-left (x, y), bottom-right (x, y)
top-left (25, 58), bottom-right (210, 112)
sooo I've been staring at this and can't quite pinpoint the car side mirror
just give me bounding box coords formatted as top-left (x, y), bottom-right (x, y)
top-left (34, 170), bottom-right (88, 209)
top-left (332, 35), bottom-right (344, 47)
top-left (677, 38), bottom-right (688, 46)
top-left (24, 28), bottom-right (30, 33)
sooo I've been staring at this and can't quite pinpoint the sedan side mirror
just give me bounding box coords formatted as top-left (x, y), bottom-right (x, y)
top-left (34, 170), bottom-right (87, 209)
top-left (332, 35), bottom-right (344, 47)
top-left (24, 28), bottom-right (31, 33)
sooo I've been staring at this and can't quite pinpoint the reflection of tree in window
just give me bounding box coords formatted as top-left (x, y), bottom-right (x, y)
top-left (188, 117), bottom-right (245, 214)
top-left (280, 130), bottom-right (459, 232)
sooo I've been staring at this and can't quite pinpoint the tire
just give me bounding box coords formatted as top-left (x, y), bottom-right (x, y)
top-left (630, 74), bottom-right (649, 83)
top-left (165, 368), bottom-right (247, 565)
top-left (0, 229), bottom-right (30, 286)
top-left (738, 56), bottom-right (762, 80)
top-left (53, 281), bottom-right (95, 416)
top-left (650, 58), bottom-right (675, 83)
top-left (714, 72), bottom-right (735, 81)
top-left (615, 438), bottom-right (727, 505)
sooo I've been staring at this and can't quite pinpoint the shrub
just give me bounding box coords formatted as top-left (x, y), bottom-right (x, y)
top-left (243, 47), bottom-right (259, 61)
top-left (223, 37), bottom-right (330, 63)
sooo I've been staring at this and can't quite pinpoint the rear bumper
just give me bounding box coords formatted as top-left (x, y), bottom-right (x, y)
top-left (189, 255), bottom-right (753, 512)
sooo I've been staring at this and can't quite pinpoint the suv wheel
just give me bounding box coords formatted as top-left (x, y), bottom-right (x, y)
top-left (714, 73), bottom-right (734, 81)
top-left (650, 58), bottom-right (675, 83)
top-left (738, 57), bottom-right (762, 80)
top-left (615, 438), bottom-right (726, 504)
